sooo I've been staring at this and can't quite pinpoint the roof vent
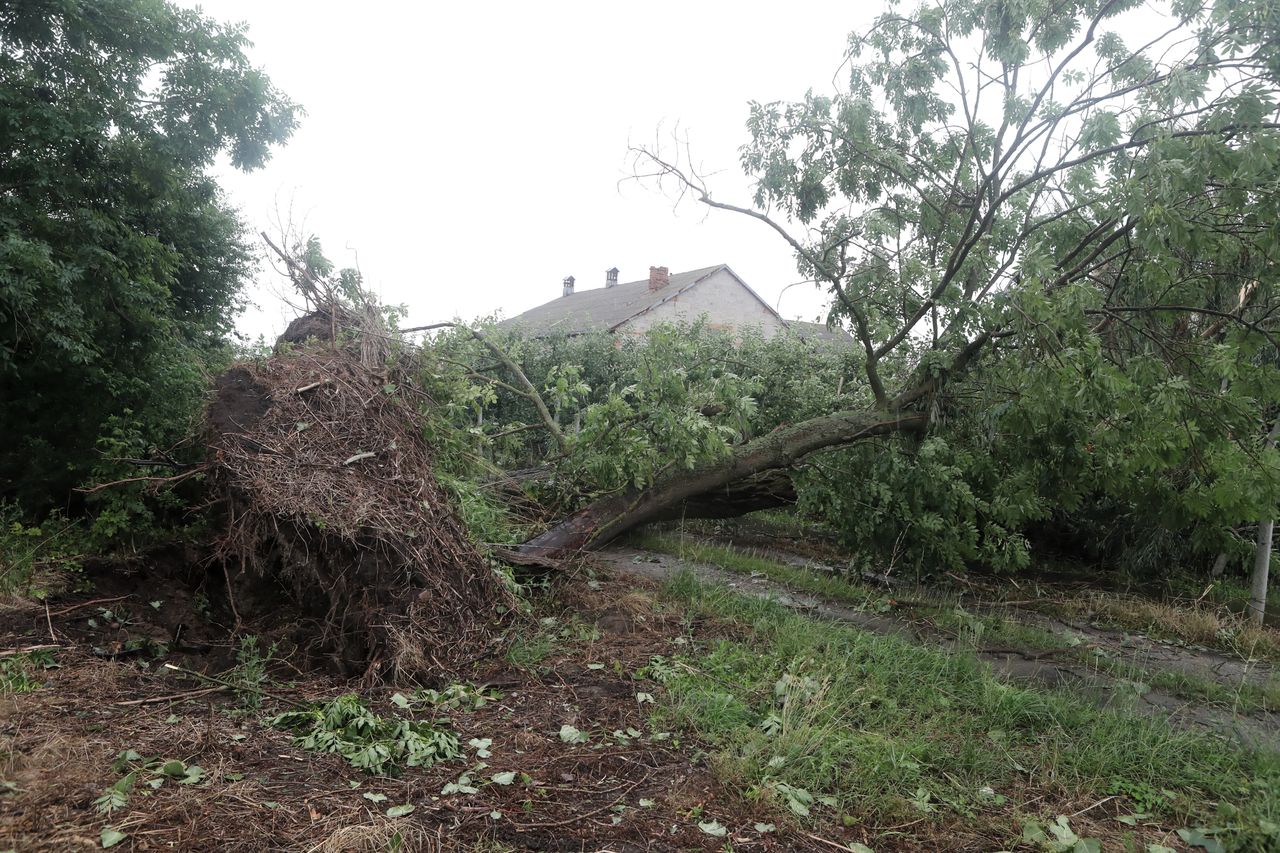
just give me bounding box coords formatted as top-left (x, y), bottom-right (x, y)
top-left (648, 266), bottom-right (669, 291)
top-left (562, 275), bottom-right (575, 297)
top-left (605, 267), bottom-right (619, 288)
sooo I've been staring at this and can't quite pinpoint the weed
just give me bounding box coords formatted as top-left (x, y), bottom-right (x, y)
top-left (93, 749), bottom-right (207, 817)
top-left (225, 636), bottom-right (278, 710)
top-left (0, 505), bottom-right (88, 598)
top-left (506, 613), bottom-right (602, 669)
top-left (507, 631), bottom-right (555, 668)
top-left (0, 649), bottom-right (56, 693)
top-left (1059, 592), bottom-right (1280, 663)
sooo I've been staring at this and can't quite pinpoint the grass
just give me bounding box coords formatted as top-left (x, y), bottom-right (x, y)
top-left (929, 607), bottom-right (1280, 715)
top-left (635, 527), bottom-right (1280, 713)
top-left (648, 569), bottom-right (1280, 851)
top-left (627, 530), bottom-right (884, 609)
top-left (1056, 592), bottom-right (1280, 663)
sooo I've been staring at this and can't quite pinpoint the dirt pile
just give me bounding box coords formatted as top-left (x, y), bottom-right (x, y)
top-left (205, 340), bottom-right (512, 682)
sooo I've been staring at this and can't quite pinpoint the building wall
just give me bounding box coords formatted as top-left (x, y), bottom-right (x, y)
top-left (620, 267), bottom-right (787, 339)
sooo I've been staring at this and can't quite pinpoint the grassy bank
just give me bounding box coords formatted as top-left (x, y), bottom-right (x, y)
top-left (645, 569), bottom-right (1280, 851)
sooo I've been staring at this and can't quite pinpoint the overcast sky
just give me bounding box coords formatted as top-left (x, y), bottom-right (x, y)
top-left (184, 1), bottom-right (877, 340)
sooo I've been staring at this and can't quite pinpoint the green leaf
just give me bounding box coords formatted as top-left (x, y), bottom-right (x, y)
top-left (490, 771), bottom-right (516, 786)
top-left (100, 828), bottom-right (127, 849)
top-left (558, 725), bottom-right (588, 744)
top-left (697, 820), bottom-right (727, 837)
top-left (386, 804), bottom-right (415, 818)
top-left (362, 792), bottom-right (388, 803)
top-left (1176, 829), bottom-right (1225, 853)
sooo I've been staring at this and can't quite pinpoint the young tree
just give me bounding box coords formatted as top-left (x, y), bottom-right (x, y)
top-left (0, 1), bottom-right (300, 510)
top-left (514, 0), bottom-right (1280, 594)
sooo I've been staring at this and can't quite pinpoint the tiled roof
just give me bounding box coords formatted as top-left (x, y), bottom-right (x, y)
top-left (499, 264), bottom-right (855, 348)
top-left (499, 265), bottom-right (726, 335)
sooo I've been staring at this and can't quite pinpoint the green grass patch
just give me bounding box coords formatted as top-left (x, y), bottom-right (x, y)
top-left (931, 607), bottom-right (1280, 714)
top-left (646, 570), bottom-right (1280, 851)
top-left (628, 530), bottom-right (883, 609)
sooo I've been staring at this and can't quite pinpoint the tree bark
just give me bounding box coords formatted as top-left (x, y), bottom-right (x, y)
top-left (504, 409), bottom-right (925, 562)
top-left (1247, 417), bottom-right (1280, 625)
top-left (648, 469), bottom-right (797, 522)
top-left (1249, 518), bottom-right (1273, 626)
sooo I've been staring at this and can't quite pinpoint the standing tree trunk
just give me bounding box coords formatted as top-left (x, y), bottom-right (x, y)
top-left (1249, 518), bottom-right (1273, 626)
top-left (1248, 417), bottom-right (1280, 625)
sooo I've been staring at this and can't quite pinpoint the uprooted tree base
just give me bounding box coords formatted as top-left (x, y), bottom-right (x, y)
top-left (206, 342), bottom-right (513, 682)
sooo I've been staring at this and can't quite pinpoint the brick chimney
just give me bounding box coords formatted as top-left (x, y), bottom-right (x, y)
top-left (562, 275), bottom-right (575, 297)
top-left (648, 266), bottom-right (669, 291)
top-left (605, 267), bottom-right (619, 288)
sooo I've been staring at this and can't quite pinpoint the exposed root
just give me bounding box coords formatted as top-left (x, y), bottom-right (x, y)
top-left (205, 341), bottom-right (513, 682)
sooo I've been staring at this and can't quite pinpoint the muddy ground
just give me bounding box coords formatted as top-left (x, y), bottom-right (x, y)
top-left (0, 564), bottom-right (853, 852)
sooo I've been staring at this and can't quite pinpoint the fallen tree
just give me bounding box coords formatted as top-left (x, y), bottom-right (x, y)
top-left (500, 0), bottom-right (1280, 592)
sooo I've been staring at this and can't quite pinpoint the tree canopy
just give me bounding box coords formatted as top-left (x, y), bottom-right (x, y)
top-left (0, 0), bottom-right (299, 510)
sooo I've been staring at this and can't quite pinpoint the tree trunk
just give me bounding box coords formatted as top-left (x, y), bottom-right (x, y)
top-left (647, 469), bottom-right (797, 522)
top-left (504, 409), bottom-right (924, 562)
top-left (1249, 518), bottom-right (1273, 626)
top-left (1247, 417), bottom-right (1280, 625)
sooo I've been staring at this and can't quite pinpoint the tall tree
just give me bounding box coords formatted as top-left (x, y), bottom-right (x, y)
top-left (0, 0), bottom-right (299, 509)
top-left (515, 0), bottom-right (1280, 599)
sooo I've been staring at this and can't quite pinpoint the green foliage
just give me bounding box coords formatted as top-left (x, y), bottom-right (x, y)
top-left (0, 0), bottom-right (299, 510)
top-left (224, 636), bottom-right (278, 710)
top-left (269, 694), bottom-right (462, 776)
top-left (0, 504), bottom-right (92, 596)
top-left (94, 749), bottom-right (207, 820)
top-left (421, 320), bottom-right (851, 500)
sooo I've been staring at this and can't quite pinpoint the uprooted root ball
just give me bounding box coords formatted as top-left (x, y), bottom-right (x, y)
top-left (206, 345), bottom-right (513, 682)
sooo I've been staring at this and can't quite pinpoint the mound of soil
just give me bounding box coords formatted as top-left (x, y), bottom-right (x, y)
top-left (206, 342), bottom-right (512, 682)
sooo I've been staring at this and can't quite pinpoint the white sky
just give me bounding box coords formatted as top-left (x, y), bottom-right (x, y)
top-left (186, 1), bottom-right (876, 340)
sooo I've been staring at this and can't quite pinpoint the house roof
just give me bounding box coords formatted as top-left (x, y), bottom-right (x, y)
top-left (789, 320), bottom-right (857, 347)
top-left (499, 265), bottom-right (729, 336)
top-left (499, 263), bottom-right (855, 347)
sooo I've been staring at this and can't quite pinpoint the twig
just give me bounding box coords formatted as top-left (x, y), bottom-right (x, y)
top-left (801, 830), bottom-right (862, 851)
top-left (1069, 794), bottom-right (1117, 817)
top-left (161, 662), bottom-right (309, 709)
top-left (44, 600), bottom-right (56, 642)
top-left (295, 379), bottom-right (332, 393)
top-left (75, 468), bottom-right (202, 494)
top-left (511, 774), bottom-right (648, 830)
top-left (116, 686), bottom-right (224, 706)
top-left (225, 560), bottom-right (243, 634)
top-left (0, 643), bottom-right (62, 657)
top-left (48, 594), bottom-right (132, 617)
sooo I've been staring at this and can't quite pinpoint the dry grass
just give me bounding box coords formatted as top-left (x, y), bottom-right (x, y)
top-left (317, 819), bottom-right (444, 852)
top-left (1061, 591), bottom-right (1280, 661)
